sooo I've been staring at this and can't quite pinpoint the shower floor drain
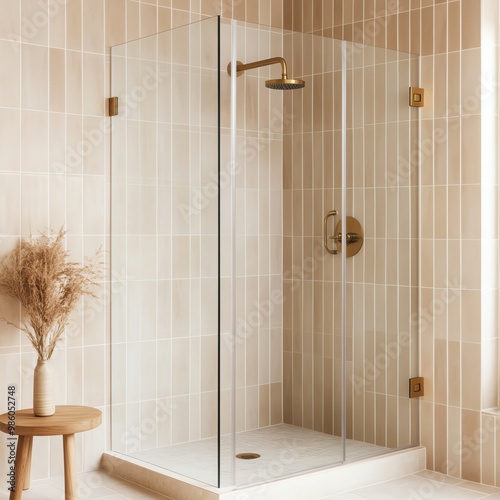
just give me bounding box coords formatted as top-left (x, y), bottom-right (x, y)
top-left (236, 452), bottom-right (261, 460)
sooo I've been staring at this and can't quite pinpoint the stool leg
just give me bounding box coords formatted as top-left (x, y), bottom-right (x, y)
top-left (23, 437), bottom-right (33, 490)
top-left (63, 434), bottom-right (77, 500)
top-left (9, 435), bottom-right (30, 500)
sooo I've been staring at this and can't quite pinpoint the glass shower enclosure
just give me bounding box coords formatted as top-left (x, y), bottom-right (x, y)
top-left (110, 16), bottom-right (420, 490)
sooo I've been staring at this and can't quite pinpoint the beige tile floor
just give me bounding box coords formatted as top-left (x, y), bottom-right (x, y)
top-left (0, 470), bottom-right (167, 499)
top-left (1, 468), bottom-right (500, 499)
top-left (325, 470), bottom-right (500, 500)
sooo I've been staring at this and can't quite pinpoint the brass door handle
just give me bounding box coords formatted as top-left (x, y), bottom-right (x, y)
top-left (323, 210), bottom-right (338, 255)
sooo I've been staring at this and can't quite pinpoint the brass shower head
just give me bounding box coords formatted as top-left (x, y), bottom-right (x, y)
top-left (227, 57), bottom-right (305, 90)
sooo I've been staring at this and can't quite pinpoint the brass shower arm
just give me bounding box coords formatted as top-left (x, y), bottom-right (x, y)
top-left (227, 57), bottom-right (288, 79)
top-left (227, 56), bottom-right (305, 90)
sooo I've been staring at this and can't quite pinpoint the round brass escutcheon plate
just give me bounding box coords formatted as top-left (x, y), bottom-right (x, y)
top-left (227, 60), bottom-right (245, 77)
top-left (333, 216), bottom-right (364, 257)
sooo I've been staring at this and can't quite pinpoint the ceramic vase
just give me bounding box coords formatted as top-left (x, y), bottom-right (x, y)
top-left (33, 358), bottom-right (55, 417)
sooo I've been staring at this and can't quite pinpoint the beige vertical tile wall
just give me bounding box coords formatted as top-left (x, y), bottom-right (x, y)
top-left (0, 0), bottom-right (285, 486)
top-left (287, 0), bottom-right (500, 487)
top-left (417, 0), bottom-right (500, 484)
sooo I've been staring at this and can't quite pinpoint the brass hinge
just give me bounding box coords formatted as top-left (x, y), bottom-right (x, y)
top-left (409, 377), bottom-right (424, 398)
top-left (409, 87), bottom-right (424, 107)
top-left (108, 97), bottom-right (118, 116)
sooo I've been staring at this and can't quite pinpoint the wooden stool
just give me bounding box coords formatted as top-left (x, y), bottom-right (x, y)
top-left (0, 405), bottom-right (102, 500)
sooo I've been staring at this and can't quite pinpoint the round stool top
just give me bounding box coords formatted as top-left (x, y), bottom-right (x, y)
top-left (0, 405), bottom-right (102, 436)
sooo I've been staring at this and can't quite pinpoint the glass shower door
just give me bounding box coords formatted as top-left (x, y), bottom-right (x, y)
top-left (226, 21), bottom-right (350, 487)
top-left (343, 42), bottom-right (420, 458)
top-left (109, 16), bottom-right (221, 487)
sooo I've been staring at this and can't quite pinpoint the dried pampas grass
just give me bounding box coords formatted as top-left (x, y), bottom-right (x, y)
top-left (0, 228), bottom-right (103, 360)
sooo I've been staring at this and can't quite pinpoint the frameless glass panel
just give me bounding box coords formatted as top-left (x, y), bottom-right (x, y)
top-left (343, 41), bottom-right (420, 461)
top-left (226, 20), bottom-right (348, 488)
top-left (110, 16), bottom-right (221, 487)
